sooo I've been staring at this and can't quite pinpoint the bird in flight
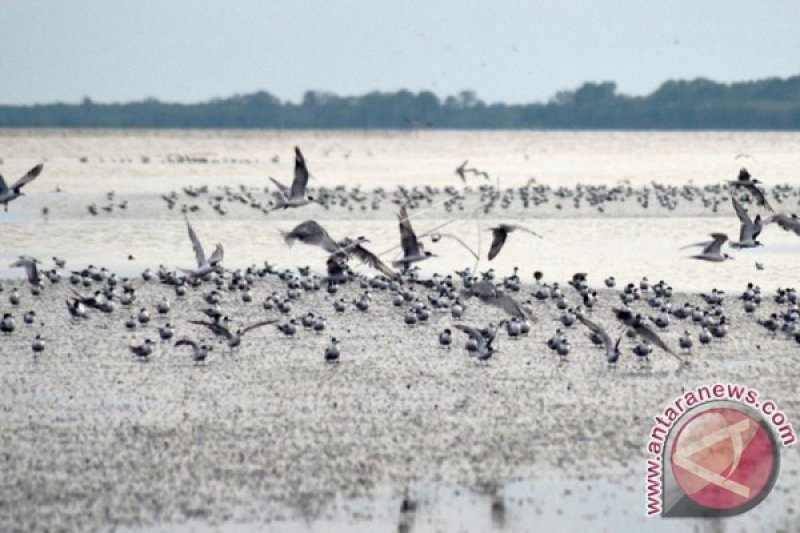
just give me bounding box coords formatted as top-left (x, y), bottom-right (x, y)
top-left (727, 168), bottom-right (773, 212)
top-left (0, 163), bottom-right (43, 211)
top-left (487, 224), bottom-right (542, 261)
top-left (181, 216), bottom-right (224, 278)
top-left (393, 206), bottom-right (435, 271)
top-left (730, 198), bottom-right (763, 248)
top-left (454, 321), bottom-right (506, 360)
top-left (270, 146), bottom-right (315, 208)
top-left (281, 220), bottom-right (394, 277)
top-left (681, 233), bottom-right (733, 262)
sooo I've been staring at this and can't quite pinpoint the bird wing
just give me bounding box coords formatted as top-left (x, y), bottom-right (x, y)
top-left (282, 220), bottom-right (340, 254)
top-left (269, 177), bottom-right (290, 197)
top-left (398, 206), bottom-right (420, 257)
top-left (175, 338), bottom-right (199, 350)
top-left (490, 294), bottom-right (534, 321)
top-left (433, 233), bottom-right (479, 260)
top-left (10, 163), bottom-right (43, 191)
top-left (241, 319), bottom-right (278, 335)
top-left (454, 324), bottom-right (487, 350)
top-left (290, 146), bottom-right (310, 199)
top-left (747, 185), bottom-right (774, 213)
top-left (0, 173), bottom-right (7, 194)
top-left (577, 314), bottom-right (612, 348)
top-left (185, 217), bottom-right (207, 267)
top-left (487, 228), bottom-right (508, 261)
top-left (208, 243), bottom-right (224, 266)
top-left (508, 224), bottom-right (543, 239)
top-left (634, 323), bottom-right (679, 358)
top-left (703, 233), bottom-right (728, 256)
top-left (731, 197), bottom-right (752, 227)
top-left (346, 242), bottom-right (395, 277)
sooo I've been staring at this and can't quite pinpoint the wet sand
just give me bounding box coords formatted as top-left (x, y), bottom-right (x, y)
top-left (1, 273), bottom-right (798, 531)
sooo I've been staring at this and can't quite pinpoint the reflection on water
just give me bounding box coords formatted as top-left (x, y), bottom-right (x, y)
top-left (2, 216), bottom-right (799, 292)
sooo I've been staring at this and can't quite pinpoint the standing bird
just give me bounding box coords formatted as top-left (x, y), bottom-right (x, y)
top-left (681, 233), bottom-right (733, 262)
top-left (487, 224), bottom-right (542, 261)
top-left (269, 146), bottom-right (315, 208)
top-left (0, 163), bottom-right (43, 211)
top-left (393, 206), bottom-right (435, 271)
top-left (730, 198), bottom-right (763, 248)
top-left (182, 217), bottom-right (224, 278)
top-left (325, 338), bottom-right (341, 361)
top-left (454, 322), bottom-right (506, 361)
top-left (9, 256), bottom-right (41, 286)
top-left (130, 339), bottom-right (155, 359)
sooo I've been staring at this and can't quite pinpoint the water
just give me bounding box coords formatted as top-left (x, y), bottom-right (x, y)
top-left (2, 129), bottom-right (800, 291)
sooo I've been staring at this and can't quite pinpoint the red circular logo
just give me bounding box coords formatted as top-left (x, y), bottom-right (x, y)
top-left (670, 407), bottom-right (776, 510)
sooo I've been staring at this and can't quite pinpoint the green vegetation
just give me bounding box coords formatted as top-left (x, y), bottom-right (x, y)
top-left (3, 76), bottom-right (800, 129)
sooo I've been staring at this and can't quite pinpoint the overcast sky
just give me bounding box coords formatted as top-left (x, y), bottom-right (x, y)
top-left (1, 1), bottom-right (799, 105)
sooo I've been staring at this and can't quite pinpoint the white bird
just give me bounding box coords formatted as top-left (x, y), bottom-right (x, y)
top-left (181, 216), bottom-right (224, 278)
top-left (269, 146), bottom-right (314, 208)
top-left (0, 163), bottom-right (43, 211)
top-left (730, 198), bottom-right (763, 248)
top-left (681, 233), bottom-right (733, 262)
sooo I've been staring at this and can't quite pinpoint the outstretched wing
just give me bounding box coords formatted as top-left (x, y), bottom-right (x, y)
top-left (398, 206), bottom-right (420, 257)
top-left (454, 324), bottom-right (487, 350)
top-left (732, 197), bottom-right (752, 226)
top-left (281, 220), bottom-right (339, 254)
top-left (290, 146), bottom-right (310, 199)
top-left (703, 233), bottom-right (728, 256)
top-left (175, 338), bottom-right (198, 350)
top-left (345, 241), bottom-right (395, 277)
top-left (208, 243), bottom-right (224, 266)
top-left (269, 177), bottom-right (290, 197)
top-left (490, 293), bottom-right (535, 322)
top-left (11, 163), bottom-right (43, 191)
top-left (634, 323), bottom-right (679, 359)
top-left (487, 228), bottom-right (508, 261)
top-left (432, 233), bottom-right (479, 260)
top-left (577, 314), bottom-right (612, 349)
top-left (241, 319), bottom-right (278, 335)
top-left (185, 217), bottom-right (206, 268)
top-left (508, 224), bottom-right (543, 239)
top-left (0, 173), bottom-right (7, 194)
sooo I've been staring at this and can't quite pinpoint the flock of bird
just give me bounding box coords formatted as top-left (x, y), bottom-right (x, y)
top-left (2, 146), bottom-right (800, 367)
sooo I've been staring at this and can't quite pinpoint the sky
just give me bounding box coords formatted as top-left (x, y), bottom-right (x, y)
top-left (1, 1), bottom-right (799, 105)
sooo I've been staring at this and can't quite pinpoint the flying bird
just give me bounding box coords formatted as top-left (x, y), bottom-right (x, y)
top-left (459, 279), bottom-right (535, 321)
top-left (181, 216), bottom-right (224, 278)
top-left (730, 198), bottom-right (763, 248)
top-left (577, 315), bottom-right (626, 364)
top-left (454, 321), bottom-right (506, 360)
top-left (681, 233), bottom-right (733, 262)
top-left (0, 163), bottom-right (43, 211)
top-left (9, 256), bottom-right (41, 285)
top-left (612, 307), bottom-right (682, 361)
top-left (281, 220), bottom-right (394, 277)
top-left (270, 146), bottom-right (314, 208)
top-left (727, 168), bottom-right (773, 212)
top-left (393, 206), bottom-right (435, 271)
top-left (487, 224), bottom-right (542, 261)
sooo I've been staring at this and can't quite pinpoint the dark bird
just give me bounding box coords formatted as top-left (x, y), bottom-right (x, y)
top-left (613, 306), bottom-right (682, 362)
top-left (454, 321), bottom-right (506, 360)
top-left (487, 224), bottom-right (542, 261)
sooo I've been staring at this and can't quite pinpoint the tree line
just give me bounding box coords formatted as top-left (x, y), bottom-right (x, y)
top-left (2, 75), bottom-right (800, 129)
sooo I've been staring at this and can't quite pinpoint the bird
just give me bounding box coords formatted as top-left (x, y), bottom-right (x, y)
top-left (763, 213), bottom-right (800, 236)
top-left (175, 338), bottom-right (212, 362)
top-left (269, 146), bottom-right (315, 208)
top-left (189, 318), bottom-right (276, 349)
top-left (612, 307), bottom-right (682, 361)
top-left (0, 163), bottom-right (43, 211)
top-left (439, 328), bottom-right (452, 349)
top-left (181, 216), bottom-right (224, 278)
top-left (454, 322), bottom-right (506, 360)
top-left (578, 315), bottom-right (626, 364)
top-left (727, 168), bottom-right (773, 212)
top-left (130, 339), bottom-right (155, 359)
top-left (9, 256), bottom-right (41, 286)
top-left (393, 206), bottom-right (435, 271)
top-left (681, 233), bottom-right (733, 262)
top-left (730, 198), bottom-right (763, 248)
top-left (487, 224), bottom-right (542, 261)
top-left (31, 334), bottom-right (45, 354)
top-left (281, 220), bottom-right (394, 277)
top-left (325, 338), bottom-right (340, 361)
top-left (459, 279), bottom-right (534, 321)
